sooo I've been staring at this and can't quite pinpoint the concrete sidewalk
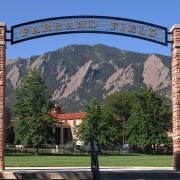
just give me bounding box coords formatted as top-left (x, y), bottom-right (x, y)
top-left (1, 167), bottom-right (180, 179)
top-left (4, 166), bottom-right (174, 171)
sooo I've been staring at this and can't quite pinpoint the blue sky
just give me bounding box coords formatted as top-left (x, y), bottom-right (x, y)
top-left (1, 0), bottom-right (179, 59)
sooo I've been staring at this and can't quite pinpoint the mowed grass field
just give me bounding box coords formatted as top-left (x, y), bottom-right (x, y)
top-left (5, 154), bottom-right (173, 167)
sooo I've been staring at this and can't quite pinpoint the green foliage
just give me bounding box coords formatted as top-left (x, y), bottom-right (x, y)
top-left (13, 70), bottom-right (53, 118)
top-left (13, 118), bottom-right (31, 145)
top-left (105, 91), bottom-right (134, 119)
top-left (78, 99), bottom-right (118, 147)
top-left (13, 70), bottom-right (54, 154)
top-left (104, 91), bottom-right (134, 143)
top-left (126, 88), bottom-right (172, 153)
top-left (78, 88), bottom-right (172, 153)
top-left (14, 116), bottom-right (53, 147)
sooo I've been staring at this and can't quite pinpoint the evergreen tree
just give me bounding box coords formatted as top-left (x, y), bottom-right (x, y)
top-left (13, 70), bottom-right (53, 154)
top-left (13, 70), bottom-right (52, 118)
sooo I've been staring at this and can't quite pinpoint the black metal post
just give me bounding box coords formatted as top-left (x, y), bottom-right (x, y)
top-left (90, 135), bottom-right (100, 180)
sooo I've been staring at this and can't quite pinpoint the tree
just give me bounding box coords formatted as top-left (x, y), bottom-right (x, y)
top-left (77, 99), bottom-right (118, 149)
top-left (105, 91), bottom-right (134, 120)
top-left (13, 70), bottom-right (52, 118)
top-left (126, 88), bottom-right (172, 154)
top-left (13, 70), bottom-right (53, 154)
top-left (104, 91), bottom-right (134, 144)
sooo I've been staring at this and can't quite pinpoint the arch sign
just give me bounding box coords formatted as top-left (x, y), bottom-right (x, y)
top-left (0, 16), bottom-right (180, 171)
top-left (11, 16), bottom-right (168, 45)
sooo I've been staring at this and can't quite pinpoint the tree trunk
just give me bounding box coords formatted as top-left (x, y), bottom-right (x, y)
top-left (35, 146), bottom-right (39, 155)
top-left (152, 144), bottom-right (156, 154)
top-left (145, 145), bottom-right (152, 154)
top-left (97, 143), bottom-right (102, 154)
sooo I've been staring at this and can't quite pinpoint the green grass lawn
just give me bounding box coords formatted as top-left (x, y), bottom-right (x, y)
top-left (5, 154), bottom-right (173, 167)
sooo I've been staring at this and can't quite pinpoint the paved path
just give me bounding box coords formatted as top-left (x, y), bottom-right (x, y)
top-left (2, 167), bottom-right (180, 179)
top-left (4, 166), bottom-right (174, 171)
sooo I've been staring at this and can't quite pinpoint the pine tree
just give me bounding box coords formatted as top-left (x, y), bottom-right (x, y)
top-left (13, 70), bottom-right (53, 154)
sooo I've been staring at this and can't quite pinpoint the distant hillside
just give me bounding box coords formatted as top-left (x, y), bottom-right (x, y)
top-left (6, 44), bottom-right (171, 113)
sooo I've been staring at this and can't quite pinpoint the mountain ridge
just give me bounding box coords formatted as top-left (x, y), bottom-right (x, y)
top-left (5, 44), bottom-right (172, 113)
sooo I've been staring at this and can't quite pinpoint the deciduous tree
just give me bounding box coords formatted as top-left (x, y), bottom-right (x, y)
top-left (78, 99), bottom-right (118, 150)
top-left (104, 91), bottom-right (134, 144)
top-left (126, 88), bottom-right (172, 154)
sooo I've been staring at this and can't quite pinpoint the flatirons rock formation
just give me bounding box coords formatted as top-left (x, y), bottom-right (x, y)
top-left (6, 44), bottom-right (171, 113)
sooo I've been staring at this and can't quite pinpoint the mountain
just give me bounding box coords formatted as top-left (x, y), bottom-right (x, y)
top-left (6, 44), bottom-right (171, 113)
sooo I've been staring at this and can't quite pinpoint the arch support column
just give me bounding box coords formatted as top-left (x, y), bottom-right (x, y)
top-left (0, 22), bottom-right (6, 170)
top-left (171, 24), bottom-right (180, 171)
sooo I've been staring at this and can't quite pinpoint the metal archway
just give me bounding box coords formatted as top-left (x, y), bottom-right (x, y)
top-left (1, 17), bottom-right (179, 172)
top-left (8, 16), bottom-right (168, 46)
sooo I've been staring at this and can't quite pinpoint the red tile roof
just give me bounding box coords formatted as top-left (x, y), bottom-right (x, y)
top-left (51, 112), bottom-right (86, 120)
